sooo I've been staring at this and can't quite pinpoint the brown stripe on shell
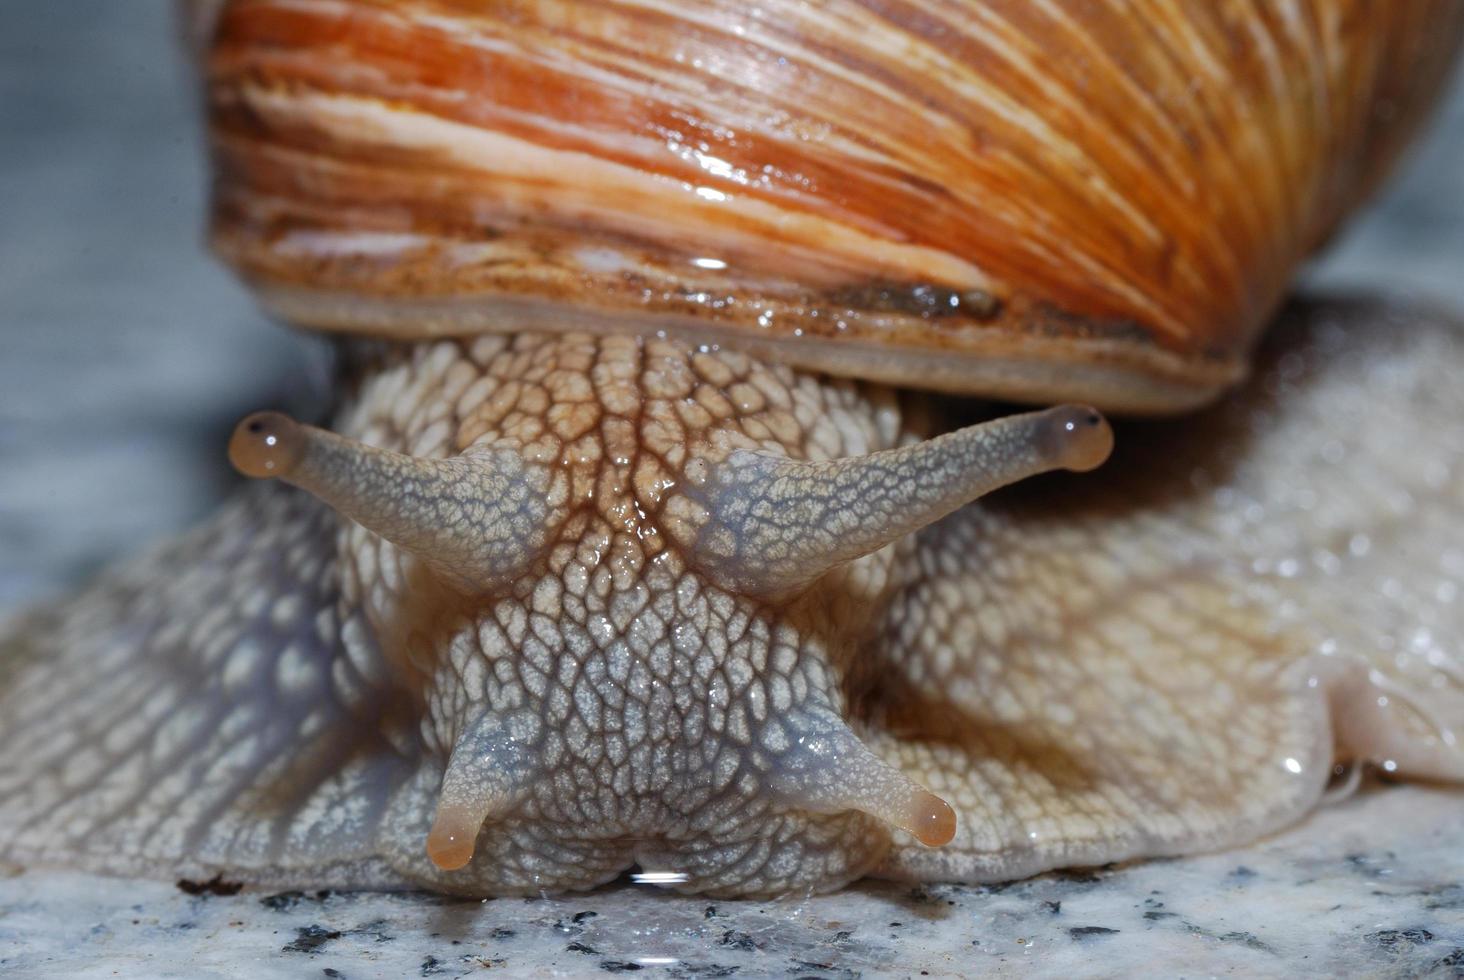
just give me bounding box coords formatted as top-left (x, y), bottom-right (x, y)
top-left (205, 0), bottom-right (1464, 410)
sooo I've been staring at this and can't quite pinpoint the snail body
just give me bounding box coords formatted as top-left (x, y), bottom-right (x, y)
top-left (1, 1), bottom-right (1463, 897)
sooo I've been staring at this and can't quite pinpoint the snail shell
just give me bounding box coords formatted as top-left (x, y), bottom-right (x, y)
top-left (205, 0), bottom-right (1463, 411)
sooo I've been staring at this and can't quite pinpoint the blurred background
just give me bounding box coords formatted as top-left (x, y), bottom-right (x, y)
top-left (2, 2), bottom-right (1463, 610)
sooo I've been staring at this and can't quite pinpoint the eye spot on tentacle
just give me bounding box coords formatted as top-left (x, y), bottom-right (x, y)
top-left (229, 411), bottom-right (305, 479)
top-left (1043, 405), bottom-right (1114, 473)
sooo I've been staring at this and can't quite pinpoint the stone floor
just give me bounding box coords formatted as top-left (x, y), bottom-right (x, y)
top-left (2, 786), bottom-right (1461, 978)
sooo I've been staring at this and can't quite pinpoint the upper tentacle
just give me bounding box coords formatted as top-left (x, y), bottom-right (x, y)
top-left (674, 405), bottom-right (1112, 597)
top-left (229, 411), bottom-right (559, 595)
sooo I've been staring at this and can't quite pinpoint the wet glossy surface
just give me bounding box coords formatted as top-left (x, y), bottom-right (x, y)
top-left (205, 0), bottom-right (1464, 406)
top-left (3, 4), bottom-right (1464, 976)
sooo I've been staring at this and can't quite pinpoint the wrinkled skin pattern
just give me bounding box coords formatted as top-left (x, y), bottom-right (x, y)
top-left (340, 331), bottom-right (914, 893)
top-left (1, 299), bottom-right (1462, 897)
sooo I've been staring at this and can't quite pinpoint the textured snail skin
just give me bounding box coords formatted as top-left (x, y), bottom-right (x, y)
top-left (204, 0), bottom-right (1464, 411)
top-left (1, 299), bottom-right (1461, 896)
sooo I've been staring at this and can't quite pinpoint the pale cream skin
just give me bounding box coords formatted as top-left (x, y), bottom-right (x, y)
top-left (0, 299), bottom-right (1461, 897)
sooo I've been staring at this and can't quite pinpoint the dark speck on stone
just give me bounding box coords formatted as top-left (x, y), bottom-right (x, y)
top-left (599, 961), bottom-right (644, 973)
top-left (283, 925), bottom-right (343, 954)
top-left (567, 942), bottom-right (601, 955)
top-left (322, 971), bottom-right (343, 979)
top-left (490, 927), bottom-right (517, 940)
top-left (420, 955), bottom-right (443, 976)
top-left (1231, 866), bottom-right (1257, 879)
top-left (573, 911), bottom-right (598, 924)
top-left (1434, 948), bottom-right (1464, 969)
top-left (261, 891), bottom-right (306, 911)
top-left (720, 930), bottom-right (758, 952)
top-left (1043, 901), bottom-right (1061, 915)
top-left (263, 884), bottom-right (323, 908)
top-left (1346, 854), bottom-right (1393, 879)
top-left (906, 885), bottom-right (939, 904)
top-left (1219, 931), bottom-right (1273, 952)
top-left (1056, 870), bottom-right (1102, 885)
top-left (1144, 911), bottom-right (1178, 921)
top-left (1424, 885), bottom-right (1464, 910)
top-left (175, 874), bottom-right (243, 896)
top-left (704, 905), bottom-right (719, 919)
top-left (1371, 928), bottom-right (1436, 949)
top-left (349, 918), bottom-right (394, 944)
top-left (1068, 926), bottom-right (1120, 940)
top-left (791, 959), bottom-right (860, 980)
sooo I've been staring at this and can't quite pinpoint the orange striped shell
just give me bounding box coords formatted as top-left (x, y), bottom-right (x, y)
top-left (203, 0), bottom-right (1463, 412)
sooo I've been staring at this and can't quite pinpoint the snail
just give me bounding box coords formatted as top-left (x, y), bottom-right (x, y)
top-left (2, 0), bottom-right (1463, 898)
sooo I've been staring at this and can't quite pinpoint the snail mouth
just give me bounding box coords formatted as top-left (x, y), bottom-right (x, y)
top-left (419, 723), bottom-right (961, 876)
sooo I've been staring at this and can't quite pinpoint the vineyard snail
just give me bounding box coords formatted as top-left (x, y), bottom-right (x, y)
top-left (2, 0), bottom-right (1463, 899)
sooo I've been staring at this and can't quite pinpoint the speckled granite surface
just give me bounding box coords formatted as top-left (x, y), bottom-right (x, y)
top-left (3, 786), bottom-right (1461, 978)
top-left (3, 5), bottom-right (1464, 979)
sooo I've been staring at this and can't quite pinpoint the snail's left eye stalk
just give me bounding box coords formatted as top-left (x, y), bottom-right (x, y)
top-left (229, 411), bottom-right (554, 595)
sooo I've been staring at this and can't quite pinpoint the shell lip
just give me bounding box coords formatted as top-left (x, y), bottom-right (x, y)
top-left (240, 280), bottom-right (1246, 415)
